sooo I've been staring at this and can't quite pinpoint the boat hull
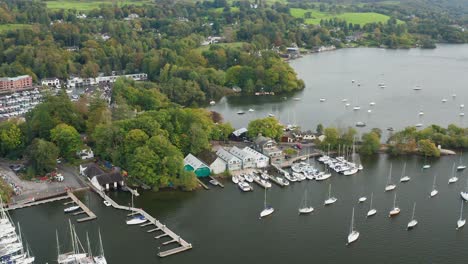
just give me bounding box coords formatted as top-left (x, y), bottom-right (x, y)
top-left (385, 185), bottom-right (396, 192)
top-left (347, 231), bottom-right (359, 244)
top-left (407, 220), bottom-right (418, 229)
top-left (367, 209), bottom-right (377, 217)
top-left (389, 208), bottom-right (400, 217)
top-left (400, 177), bottom-right (410, 182)
top-left (457, 219), bottom-right (466, 230)
top-left (324, 198), bottom-right (337, 205)
top-left (299, 207), bottom-right (314, 214)
top-left (260, 208), bottom-right (275, 218)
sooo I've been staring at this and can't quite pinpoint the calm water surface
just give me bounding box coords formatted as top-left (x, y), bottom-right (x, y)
top-left (11, 45), bottom-right (468, 263)
top-left (210, 44), bottom-right (468, 132)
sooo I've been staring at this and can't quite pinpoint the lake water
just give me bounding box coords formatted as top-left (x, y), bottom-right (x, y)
top-left (10, 154), bottom-right (468, 263)
top-left (10, 45), bottom-right (468, 263)
top-left (209, 44), bottom-right (468, 133)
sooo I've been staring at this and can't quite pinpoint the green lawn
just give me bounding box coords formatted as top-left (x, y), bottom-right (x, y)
top-left (45, 0), bottom-right (152, 11)
top-left (290, 8), bottom-right (403, 26)
top-left (0, 24), bottom-right (33, 32)
top-left (213, 7), bottom-right (240, 13)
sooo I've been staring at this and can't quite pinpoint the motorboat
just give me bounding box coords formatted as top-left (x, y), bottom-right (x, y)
top-left (276, 177), bottom-right (289, 186)
top-left (315, 172), bottom-right (331, 181)
top-left (343, 168), bottom-right (358, 176)
top-left (268, 113), bottom-right (275, 117)
top-left (248, 108), bottom-right (255, 112)
top-left (415, 123), bottom-right (423, 128)
top-left (442, 99), bottom-right (447, 103)
top-left (413, 86), bottom-right (422, 90)
top-left (369, 102), bottom-right (376, 106)
top-left (103, 201), bottom-right (111, 207)
top-left (457, 165), bottom-right (467, 171)
top-left (353, 106), bottom-right (361, 111)
top-left (244, 174), bottom-right (253, 183)
top-left (64, 206), bottom-right (80, 213)
top-left (460, 113), bottom-right (465, 117)
top-left (367, 110), bottom-right (372, 113)
top-left (238, 181), bottom-right (252, 192)
top-left (209, 101), bottom-right (215, 105)
top-left (126, 215), bottom-right (147, 225)
top-left (342, 99), bottom-right (348, 102)
top-left (345, 103), bottom-right (350, 107)
top-left (358, 197), bottom-right (367, 203)
top-left (422, 164), bottom-right (431, 169)
top-left (237, 111), bottom-right (245, 115)
top-left (347, 208), bottom-right (359, 244)
top-left (355, 122), bottom-right (366, 127)
top-left (418, 111), bottom-right (424, 116)
top-left (232, 175), bottom-right (239, 184)
top-left (319, 98), bottom-right (326, 102)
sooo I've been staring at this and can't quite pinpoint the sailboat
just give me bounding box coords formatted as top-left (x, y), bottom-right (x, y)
top-left (388, 193), bottom-right (400, 217)
top-left (260, 188), bottom-right (274, 218)
top-left (422, 155), bottom-right (430, 169)
top-left (461, 177), bottom-right (468, 201)
top-left (57, 222), bottom-right (91, 264)
top-left (457, 200), bottom-right (466, 230)
top-left (400, 162), bottom-right (410, 182)
top-left (347, 207), bottom-right (360, 244)
top-left (126, 194), bottom-right (147, 225)
top-left (324, 184), bottom-right (337, 205)
top-left (298, 189), bottom-right (314, 214)
top-left (449, 163), bottom-right (458, 184)
top-left (367, 192), bottom-right (377, 217)
top-left (407, 202), bottom-right (418, 229)
top-left (457, 151), bottom-right (466, 170)
top-left (430, 174), bottom-right (438, 197)
top-left (94, 229), bottom-right (108, 264)
top-left (385, 163), bottom-right (396, 191)
top-left (358, 196), bottom-right (367, 203)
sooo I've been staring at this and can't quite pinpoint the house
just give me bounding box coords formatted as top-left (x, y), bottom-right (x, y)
top-left (301, 130), bottom-right (316, 141)
top-left (254, 135), bottom-right (282, 159)
top-left (124, 13), bottom-right (140, 20)
top-left (230, 127), bottom-right (248, 141)
top-left (41, 78), bottom-right (60, 88)
top-left (216, 148), bottom-right (242, 171)
top-left (229, 146), bottom-right (255, 169)
top-left (80, 164), bottom-right (124, 191)
top-left (78, 149), bottom-right (94, 160)
top-left (197, 150), bottom-right (227, 175)
top-left (243, 147), bottom-right (269, 168)
top-left (184, 154), bottom-right (211, 178)
top-left (281, 131), bottom-right (295, 143)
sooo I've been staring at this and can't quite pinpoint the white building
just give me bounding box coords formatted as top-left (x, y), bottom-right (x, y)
top-left (216, 148), bottom-right (242, 171)
top-left (243, 147), bottom-right (269, 168)
top-left (229, 146), bottom-right (255, 169)
top-left (67, 76), bottom-right (96, 88)
top-left (67, 73), bottom-right (147, 88)
top-left (41, 78), bottom-right (60, 88)
top-left (210, 157), bottom-right (227, 174)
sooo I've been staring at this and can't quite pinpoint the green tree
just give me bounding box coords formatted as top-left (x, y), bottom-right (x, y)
top-left (0, 122), bottom-right (23, 157)
top-left (418, 139), bottom-right (440, 157)
top-left (50, 123), bottom-right (82, 161)
top-left (247, 117), bottom-right (284, 140)
top-left (26, 139), bottom-right (59, 176)
top-left (320, 127), bottom-right (339, 150)
top-left (360, 132), bottom-right (381, 155)
top-left (316, 124), bottom-right (324, 135)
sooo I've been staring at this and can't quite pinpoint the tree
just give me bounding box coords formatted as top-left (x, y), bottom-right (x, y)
top-left (360, 132), bottom-right (381, 155)
top-left (50, 123), bottom-right (82, 161)
top-left (418, 139), bottom-right (440, 157)
top-left (316, 124), bottom-right (324, 135)
top-left (247, 117), bottom-right (284, 140)
top-left (26, 139), bottom-right (59, 176)
top-left (320, 127), bottom-right (339, 150)
top-left (0, 122), bottom-right (23, 158)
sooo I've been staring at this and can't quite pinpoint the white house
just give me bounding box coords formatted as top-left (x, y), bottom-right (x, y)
top-left (210, 157), bottom-right (227, 174)
top-left (229, 146), bottom-right (255, 169)
top-left (216, 148), bottom-right (242, 171)
top-left (41, 78), bottom-right (60, 88)
top-left (243, 147), bottom-right (269, 168)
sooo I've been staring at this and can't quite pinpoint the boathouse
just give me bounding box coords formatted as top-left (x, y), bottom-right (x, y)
top-left (183, 154), bottom-right (211, 178)
top-left (243, 147), bottom-right (269, 168)
top-left (229, 146), bottom-right (255, 169)
top-left (229, 128), bottom-right (248, 141)
top-left (253, 135), bottom-right (282, 159)
top-left (81, 164), bottom-right (124, 191)
top-left (216, 148), bottom-right (242, 171)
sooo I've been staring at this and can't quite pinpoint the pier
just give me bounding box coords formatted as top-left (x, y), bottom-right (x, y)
top-left (208, 176), bottom-right (224, 188)
top-left (88, 182), bottom-right (192, 258)
top-left (196, 178), bottom-right (210, 190)
top-left (66, 191), bottom-right (97, 222)
top-left (252, 177), bottom-right (270, 189)
top-left (267, 175), bottom-right (285, 187)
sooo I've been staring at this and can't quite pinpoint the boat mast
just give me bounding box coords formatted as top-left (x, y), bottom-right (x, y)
top-left (388, 163), bottom-right (393, 184)
top-left (401, 163), bottom-right (406, 180)
top-left (411, 202), bottom-right (416, 221)
top-left (452, 163), bottom-right (456, 178)
top-left (86, 232), bottom-right (92, 258)
top-left (369, 192), bottom-right (373, 210)
top-left (98, 228), bottom-right (105, 257)
top-left (264, 188), bottom-right (267, 209)
top-left (56, 230), bottom-right (60, 258)
top-left (433, 174), bottom-right (437, 189)
top-left (350, 207), bottom-right (355, 233)
top-left (328, 184), bottom-right (332, 199)
top-left (393, 193), bottom-right (397, 208)
top-left (460, 201), bottom-right (464, 221)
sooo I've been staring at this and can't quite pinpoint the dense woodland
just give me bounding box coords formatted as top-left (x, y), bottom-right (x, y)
top-left (0, 0), bottom-right (467, 190)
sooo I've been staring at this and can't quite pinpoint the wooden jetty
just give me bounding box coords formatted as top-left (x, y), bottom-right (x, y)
top-left (122, 185), bottom-right (140, 197)
top-left (267, 175), bottom-right (285, 187)
top-left (252, 177), bottom-right (271, 189)
top-left (208, 176), bottom-right (224, 188)
top-left (88, 183), bottom-right (192, 258)
top-left (67, 191), bottom-right (97, 222)
top-left (6, 195), bottom-right (69, 211)
top-left (196, 178), bottom-right (210, 190)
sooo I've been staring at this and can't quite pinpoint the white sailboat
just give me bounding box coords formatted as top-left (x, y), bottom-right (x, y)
top-left (400, 162), bottom-right (410, 182)
top-left (449, 163), bottom-right (458, 184)
top-left (347, 207), bottom-right (359, 244)
top-left (385, 163), bottom-right (396, 191)
top-left (461, 177), bottom-right (468, 201)
top-left (298, 189), bottom-right (314, 214)
top-left (94, 229), bottom-right (108, 264)
top-left (232, 175), bottom-right (239, 184)
top-left (407, 202), bottom-right (418, 229)
top-left (430, 174), bottom-right (438, 197)
top-left (64, 205), bottom-right (80, 213)
top-left (358, 196), bottom-right (367, 203)
top-left (457, 151), bottom-right (466, 171)
top-left (126, 194), bottom-right (147, 225)
top-left (422, 155), bottom-right (430, 169)
top-left (324, 184), bottom-right (337, 205)
top-left (389, 193), bottom-right (400, 217)
top-left (367, 192), bottom-right (377, 217)
top-left (260, 188), bottom-right (274, 218)
top-left (457, 200), bottom-right (466, 230)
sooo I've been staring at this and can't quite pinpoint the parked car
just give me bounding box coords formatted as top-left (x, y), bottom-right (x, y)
top-left (9, 164), bottom-right (24, 173)
top-left (295, 143), bottom-right (303, 149)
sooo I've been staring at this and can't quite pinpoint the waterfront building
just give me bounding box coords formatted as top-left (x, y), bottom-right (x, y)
top-left (229, 146), bottom-right (255, 169)
top-left (253, 135), bottom-right (282, 159)
top-left (81, 164), bottom-right (124, 191)
top-left (41, 77), bottom-right (61, 88)
top-left (0, 75), bottom-right (32, 91)
top-left (184, 154), bottom-right (211, 177)
top-left (216, 148), bottom-right (242, 171)
top-left (243, 147), bottom-right (269, 168)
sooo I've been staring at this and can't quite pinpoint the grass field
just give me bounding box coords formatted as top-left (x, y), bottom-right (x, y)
top-left (0, 24), bottom-right (33, 33)
top-left (45, 0), bottom-right (152, 10)
top-left (290, 8), bottom-right (403, 26)
top-left (214, 7), bottom-right (240, 13)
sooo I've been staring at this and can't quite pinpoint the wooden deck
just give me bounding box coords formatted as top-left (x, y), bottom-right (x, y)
top-left (6, 195), bottom-right (70, 211)
top-left (67, 191), bottom-right (97, 222)
top-left (87, 182), bottom-right (193, 258)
